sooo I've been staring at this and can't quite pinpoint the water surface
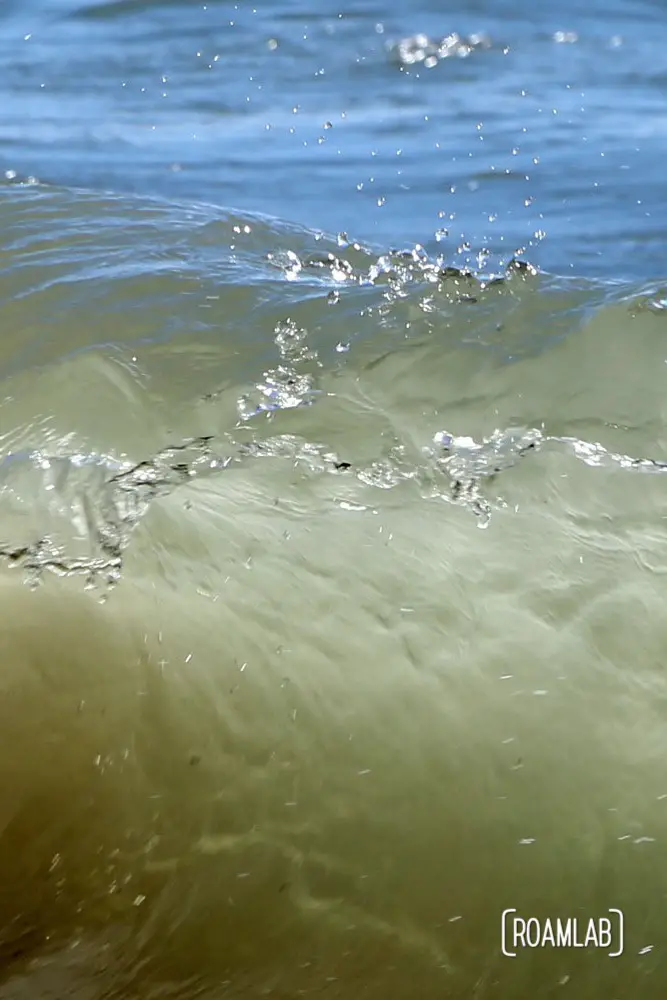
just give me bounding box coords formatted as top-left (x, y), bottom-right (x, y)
top-left (1, 1), bottom-right (667, 997)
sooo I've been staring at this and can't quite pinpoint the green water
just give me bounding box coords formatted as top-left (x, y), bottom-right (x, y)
top-left (2, 187), bottom-right (667, 996)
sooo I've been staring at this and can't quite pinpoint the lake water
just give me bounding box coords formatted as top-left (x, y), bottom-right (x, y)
top-left (1, 1), bottom-right (667, 997)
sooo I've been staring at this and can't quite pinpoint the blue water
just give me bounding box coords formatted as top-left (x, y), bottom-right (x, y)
top-left (1, 0), bottom-right (666, 279)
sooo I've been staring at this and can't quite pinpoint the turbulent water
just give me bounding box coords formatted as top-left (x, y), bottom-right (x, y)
top-left (2, 1), bottom-right (667, 998)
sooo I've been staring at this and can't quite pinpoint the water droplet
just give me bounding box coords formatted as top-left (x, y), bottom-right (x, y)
top-left (553, 30), bottom-right (578, 44)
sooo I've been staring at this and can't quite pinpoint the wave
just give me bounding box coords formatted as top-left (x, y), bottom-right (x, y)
top-left (2, 185), bottom-right (667, 997)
